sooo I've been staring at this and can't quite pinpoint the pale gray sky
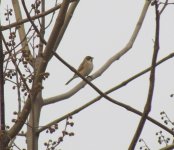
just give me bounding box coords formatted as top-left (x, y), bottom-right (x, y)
top-left (2, 0), bottom-right (174, 149)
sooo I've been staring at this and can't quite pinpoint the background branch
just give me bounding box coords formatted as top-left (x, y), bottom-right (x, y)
top-left (38, 0), bottom-right (45, 56)
top-left (129, 3), bottom-right (160, 149)
top-left (12, 0), bottom-right (34, 66)
top-left (21, 0), bottom-right (47, 45)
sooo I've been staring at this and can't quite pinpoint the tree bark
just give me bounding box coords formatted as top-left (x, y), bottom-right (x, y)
top-left (0, 20), bottom-right (6, 150)
top-left (26, 92), bottom-right (43, 150)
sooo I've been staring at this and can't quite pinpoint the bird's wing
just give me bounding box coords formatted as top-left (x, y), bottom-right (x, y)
top-left (76, 59), bottom-right (86, 72)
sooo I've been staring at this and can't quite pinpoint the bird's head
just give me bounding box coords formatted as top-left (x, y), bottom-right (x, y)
top-left (85, 56), bottom-right (93, 61)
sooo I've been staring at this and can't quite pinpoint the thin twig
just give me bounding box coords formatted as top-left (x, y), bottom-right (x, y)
top-left (159, 0), bottom-right (168, 15)
top-left (4, 78), bottom-right (17, 85)
top-left (21, 0), bottom-right (47, 45)
top-left (4, 25), bottom-right (32, 56)
top-left (2, 34), bottom-right (30, 92)
top-left (38, 0), bottom-right (58, 30)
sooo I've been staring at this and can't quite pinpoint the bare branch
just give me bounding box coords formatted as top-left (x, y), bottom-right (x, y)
top-left (38, 0), bottom-right (45, 56)
top-left (160, 144), bottom-right (174, 150)
top-left (159, 0), bottom-right (168, 15)
top-left (129, 3), bottom-right (160, 149)
top-left (12, 0), bottom-right (34, 66)
top-left (1, 3), bottom-right (62, 31)
top-left (0, 21), bottom-right (5, 132)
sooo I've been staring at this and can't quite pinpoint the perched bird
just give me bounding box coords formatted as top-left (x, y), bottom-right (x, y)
top-left (65, 56), bottom-right (94, 85)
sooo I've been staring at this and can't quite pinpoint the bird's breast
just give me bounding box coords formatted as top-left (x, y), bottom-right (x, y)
top-left (82, 61), bottom-right (93, 76)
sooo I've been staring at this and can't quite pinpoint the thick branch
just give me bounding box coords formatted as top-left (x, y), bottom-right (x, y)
top-left (0, 24), bottom-right (5, 131)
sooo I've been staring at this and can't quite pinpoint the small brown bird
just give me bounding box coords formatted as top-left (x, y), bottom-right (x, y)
top-left (65, 56), bottom-right (94, 85)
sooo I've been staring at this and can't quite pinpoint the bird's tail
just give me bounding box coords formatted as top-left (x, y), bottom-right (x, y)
top-left (65, 77), bottom-right (75, 85)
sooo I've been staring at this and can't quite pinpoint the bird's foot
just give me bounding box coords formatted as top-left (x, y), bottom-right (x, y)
top-left (87, 75), bottom-right (92, 80)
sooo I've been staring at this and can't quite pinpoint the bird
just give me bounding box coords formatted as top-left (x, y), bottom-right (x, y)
top-left (65, 56), bottom-right (94, 85)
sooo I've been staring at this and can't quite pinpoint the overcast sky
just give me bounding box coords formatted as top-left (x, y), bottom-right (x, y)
top-left (2, 0), bottom-right (174, 149)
